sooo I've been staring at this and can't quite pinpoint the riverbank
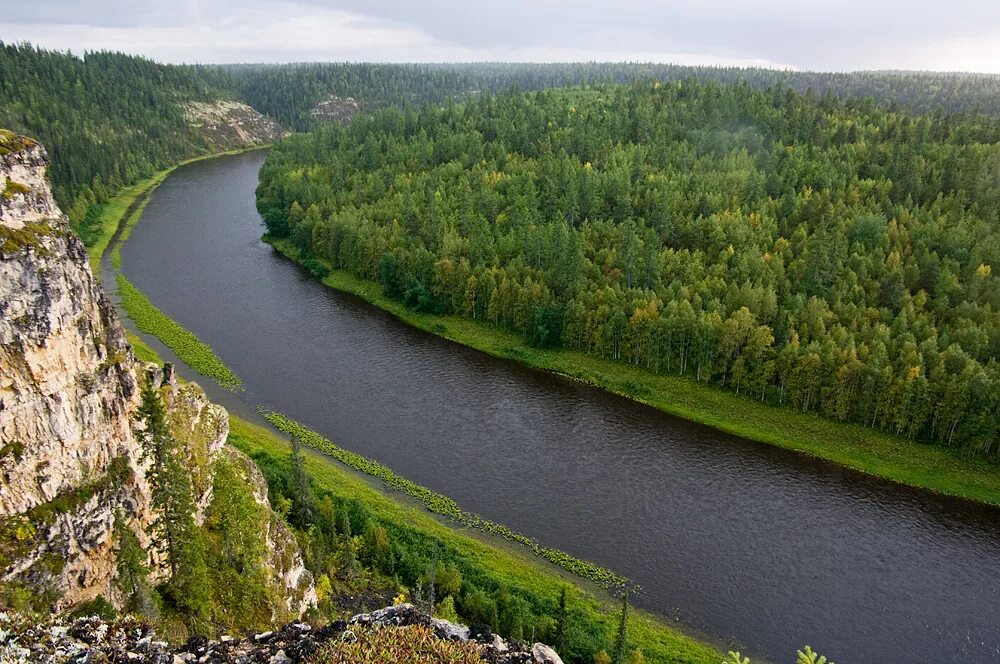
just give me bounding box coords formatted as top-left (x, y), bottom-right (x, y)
top-left (268, 237), bottom-right (1000, 507)
top-left (122, 312), bottom-right (724, 664)
top-left (115, 273), bottom-right (241, 390)
top-left (232, 414), bottom-right (723, 664)
top-left (84, 150), bottom-right (263, 390)
top-left (92, 155), bottom-right (732, 660)
top-left (84, 146), bottom-right (268, 274)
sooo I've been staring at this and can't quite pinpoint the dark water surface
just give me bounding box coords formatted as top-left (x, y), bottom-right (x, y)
top-left (120, 151), bottom-right (1000, 664)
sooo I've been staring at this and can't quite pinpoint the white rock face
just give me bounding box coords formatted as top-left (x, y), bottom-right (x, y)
top-left (183, 100), bottom-right (285, 150)
top-left (0, 131), bottom-right (313, 615)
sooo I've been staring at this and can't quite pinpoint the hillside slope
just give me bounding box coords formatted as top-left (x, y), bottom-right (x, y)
top-left (0, 129), bottom-right (313, 620)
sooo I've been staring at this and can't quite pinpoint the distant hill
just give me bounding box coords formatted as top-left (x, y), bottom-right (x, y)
top-left (4, 42), bottom-right (1000, 246)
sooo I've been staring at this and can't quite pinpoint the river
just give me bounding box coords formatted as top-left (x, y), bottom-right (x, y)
top-left (117, 150), bottom-right (1000, 664)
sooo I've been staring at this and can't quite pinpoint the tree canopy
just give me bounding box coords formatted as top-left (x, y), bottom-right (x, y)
top-left (258, 81), bottom-right (1000, 453)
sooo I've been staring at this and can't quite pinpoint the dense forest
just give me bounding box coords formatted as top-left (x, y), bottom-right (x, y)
top-left (0, 44), bottom-right (223, 241)
top-left (6, 41), bottom-right (1000, 246)
top-left (206, 61), bottom-right (1000, 131)
top-left (257, 81), bottom-right (1000, 454)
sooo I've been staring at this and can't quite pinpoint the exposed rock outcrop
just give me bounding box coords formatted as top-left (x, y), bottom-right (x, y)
top-left (184, 100), bottom-right (285, 150)
top-left (310, 95), bottom-right (362, 124)
top-left (0, 604), bottom-right (566, 663)
top-left (0, 131), bottom-right (313, 615)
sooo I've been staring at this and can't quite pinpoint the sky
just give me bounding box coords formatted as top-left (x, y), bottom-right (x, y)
top-left (2, 1), bottom-right (1000, 73)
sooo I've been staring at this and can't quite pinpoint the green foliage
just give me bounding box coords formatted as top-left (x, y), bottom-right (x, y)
top-left (116, 274), bottom-right (241, 390)
top-left (719, 646), bottom-right (834, 664)
top-left (555, 586), bottom-right (569, 653)
top-left (435, 595), bottom-right (460, 622)
top-left (0, 221), bottom-right (61, 256)
top-left (261, 409), bottom-right (626, 589)
top-left (203, 456), bottom-right (275, 630)
top-left (797, 646), bottom-right (834, 664)
top-left (288, 436), bottom-right (317, 528)
top-left (69, 595), bottom-right (118, 621)
top-left (113, 511), bottom-right (157, 620)
top-left (136, 376), bottom-right (211, 630)
top-left (0, 441), bottom-right (24, 462)
top-left (2, 179), bottom-right (30, 200)
top-left (459, 588), bottom-right (498, 629)
top-left (258, 81), bottom-right (1000, 456)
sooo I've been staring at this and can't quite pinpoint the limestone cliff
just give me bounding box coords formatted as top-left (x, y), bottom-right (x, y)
top-left (183, 100), bottom-right (285, 150)
top-left (0, 130), bottom-right (313, 617)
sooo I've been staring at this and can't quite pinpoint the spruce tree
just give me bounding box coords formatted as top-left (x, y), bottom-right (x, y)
top-left (554, 585), bottom-right (568, 653)
top-left (136, 376), bottom-right (210, 628)
top-left (288, 436), bottom-right (317, 528)
top-left (113, 510), bottom-right (156, 619)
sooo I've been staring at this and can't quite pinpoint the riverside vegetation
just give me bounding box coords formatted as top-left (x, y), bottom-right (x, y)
top-left (255, 81), bottom-right (1000, 490)
top-left (9, 42), bottom-right (993, 662)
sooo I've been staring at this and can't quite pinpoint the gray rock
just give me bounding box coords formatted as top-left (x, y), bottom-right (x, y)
top-left (532, 642), bottom-right (564, 664)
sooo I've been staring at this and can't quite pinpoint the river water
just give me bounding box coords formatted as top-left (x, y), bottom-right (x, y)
top-left (119, 150), bottom-right (1000, 664)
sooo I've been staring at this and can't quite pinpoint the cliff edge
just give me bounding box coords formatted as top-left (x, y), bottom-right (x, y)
top-left (0, 129), bottom-right (313, 617)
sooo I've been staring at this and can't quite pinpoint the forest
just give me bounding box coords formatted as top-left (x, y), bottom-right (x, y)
top-left (5, 41), bottom-right (1000, 246)
top-left (257, 81), bottom-right (1000, 454)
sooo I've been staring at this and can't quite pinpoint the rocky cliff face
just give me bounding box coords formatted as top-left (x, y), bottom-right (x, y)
top-left (184, 100), bottom-right (285, 150)
top-left (0, 130), bottom-right (313, 616)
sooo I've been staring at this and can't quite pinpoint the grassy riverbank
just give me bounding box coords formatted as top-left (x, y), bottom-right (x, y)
top-left (261, 409), bottom-right (625, 589)
top-left (229, 415), bottom-right (723, 664)
top-left (115, 273), bottom-right (241, 390)
top-left (84, 146), bottom-right (267, 273)
top-left (84, 148), bottom-right (267, 389)
top-left (269, 238), bottom-right (1000, 507)
top-left (123, 329), bottom-right (723, 662)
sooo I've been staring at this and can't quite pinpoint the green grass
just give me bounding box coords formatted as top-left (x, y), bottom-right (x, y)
top-left (124, 320), bottom-right (722, 661)
top-left (268, 238), bottom-right (1000, 507)
top-left (261, 410), bottom-right (625, 589)
top-left (84, 146), bottom-right (268, 273)
top-left (115, 273), bottom-right (241, 390)
top-left (126, 331), bottom-right (164, 365)
top-left (229, 415), bottom-right (722, 664)
top-left (109, 197), bottom-right (149, 269)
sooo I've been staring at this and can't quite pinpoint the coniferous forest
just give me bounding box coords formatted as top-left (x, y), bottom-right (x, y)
top-left (6, 41), bottom-right (1000, 244)
top-left (257, 82), bottom-right (1000, 453)
top-left (8, 32), bottom-right (1000, 664)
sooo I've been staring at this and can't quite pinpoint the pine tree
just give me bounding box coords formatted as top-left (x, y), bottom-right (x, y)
top-left (288, 436), bottom-right (317, 528)
top-left (112, 510), bottom-right (156, 619)
top-left (136, 376), bottom-right (210, 628)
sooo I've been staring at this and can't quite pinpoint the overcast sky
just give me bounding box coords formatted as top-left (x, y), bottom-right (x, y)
top-left (2, 1), bottom-right (1000, 73)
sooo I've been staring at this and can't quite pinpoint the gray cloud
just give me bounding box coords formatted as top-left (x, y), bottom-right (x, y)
top-left (3, 0), bottom-right (1000, 72)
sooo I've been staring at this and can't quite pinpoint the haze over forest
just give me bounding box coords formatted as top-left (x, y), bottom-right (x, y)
top-left (4, 0), bottom-right (1000, 73)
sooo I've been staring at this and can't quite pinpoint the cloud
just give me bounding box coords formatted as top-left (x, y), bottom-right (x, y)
top-left (1, 0), bottom-right (999, 72)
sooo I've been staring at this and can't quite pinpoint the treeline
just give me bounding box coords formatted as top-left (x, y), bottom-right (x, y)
top-left (257, 81), bottom-right (1000, 454)
top-left (6, 41), bottom-right (1000, 246)
top-left (205, 61), bottom-right (1000, 131)
top-left (0, 43), bottom-right (222, 241)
